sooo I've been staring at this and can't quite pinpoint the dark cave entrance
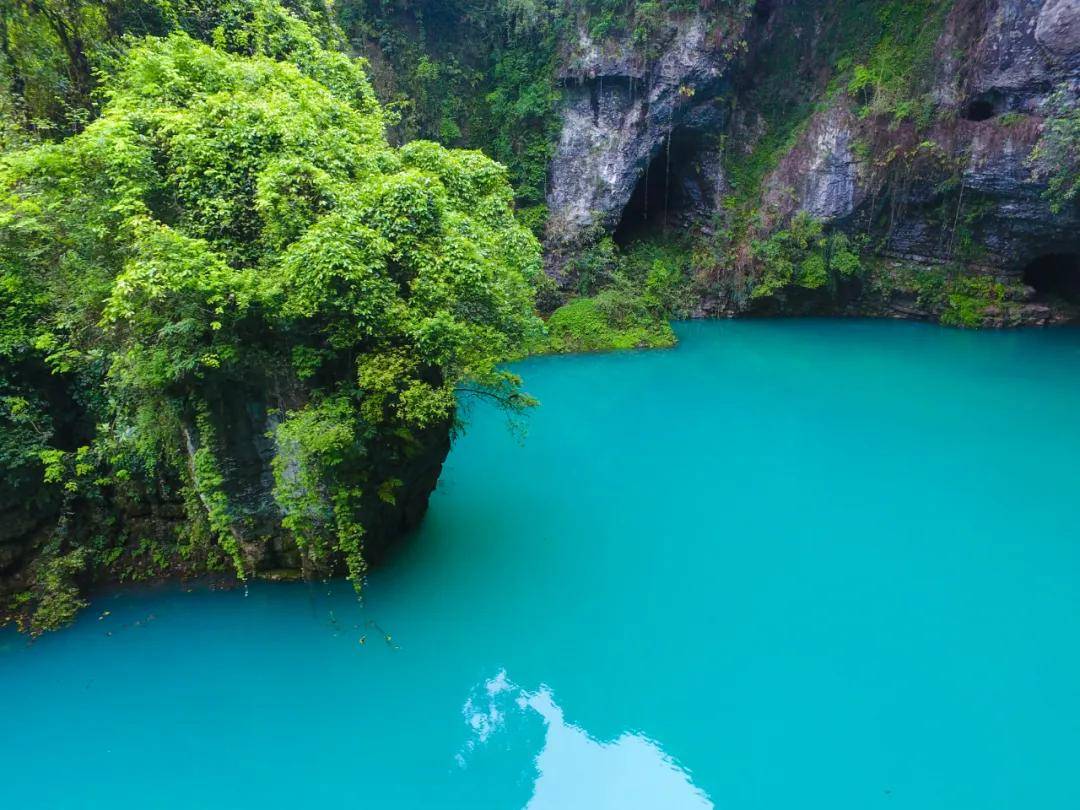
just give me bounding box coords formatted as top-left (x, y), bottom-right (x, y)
top-left (962, 90), bottom-right (1004, 122)
top-left (614, 128), bottom-right (713, 246)
top-left (1022, 253), bottom-right (1080, 303)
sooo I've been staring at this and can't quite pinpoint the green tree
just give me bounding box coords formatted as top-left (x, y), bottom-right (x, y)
top-left (1, 19), bottom-right (541, 630)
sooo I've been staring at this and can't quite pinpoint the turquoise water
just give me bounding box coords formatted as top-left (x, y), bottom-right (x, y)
top-left (4, 319), bottom-right (1080, 809)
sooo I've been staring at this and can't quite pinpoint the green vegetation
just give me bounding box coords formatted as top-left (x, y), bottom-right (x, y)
top-left (939, 277), bottom-right (1011, 328)
top-left (339, 0), bottom-right (565, 213)
top-left (997, 111), bottom-right (1027, 128)
top-left (841, 0), bottom-right (950, 126)
top-left (534, 236), bottom-right (692, 353)
top-left (581, 0), bottom-right (745, 61)
top-left (750, 213), bottom-right (863, 300)
top-left (1030, 89), bottom-right (1080, 214)
top-left (0, 0), bottom-right (349, 143)
top-left (0, 1), bottom-right (541, 632)
top-left (540, 297), bottom-right (675, 353)
top-left (863, 259), bottom-right (1029, 328)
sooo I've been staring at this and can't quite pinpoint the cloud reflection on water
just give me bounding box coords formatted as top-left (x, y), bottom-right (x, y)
top-left (460, 670), bottom-right (712, 810)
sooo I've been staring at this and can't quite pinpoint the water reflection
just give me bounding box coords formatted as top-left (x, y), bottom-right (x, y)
top-left (461, 670), bottom-right (712, 809)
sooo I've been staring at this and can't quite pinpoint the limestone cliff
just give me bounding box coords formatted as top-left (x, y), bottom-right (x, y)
top-left (544, 0), bottom-right (1080, 325)
top-left (545, 8), bottom-right (746, 265)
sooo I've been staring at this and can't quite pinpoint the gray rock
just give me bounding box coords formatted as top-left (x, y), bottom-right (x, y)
top-left (1035, 0), bottom-right (1080, 58)
top-left (762, 103), bottom-right (864, 224)
top-left (544, 0), bottom-right (1080, 324)
top-left (545, 14), bottom-right (741, 267)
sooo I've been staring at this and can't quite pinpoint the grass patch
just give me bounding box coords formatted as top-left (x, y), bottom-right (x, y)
top-left (536, 297), bottom-right (676, 354)
top-left (532, 235), bottom-right (694, 354)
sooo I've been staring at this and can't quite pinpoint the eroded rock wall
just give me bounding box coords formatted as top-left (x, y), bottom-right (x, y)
top-left (545, 0), bottom-right (1080, 324)
top-left (545, 10), bottom-right (745, 271)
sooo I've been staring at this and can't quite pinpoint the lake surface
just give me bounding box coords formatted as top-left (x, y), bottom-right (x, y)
top-left (4, 319), bottom-right (1080, 809)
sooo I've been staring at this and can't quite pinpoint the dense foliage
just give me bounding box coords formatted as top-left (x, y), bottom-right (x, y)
top-left (0, 2), bottom-right (541, 632)
top-left (536, 237), bottom-right (691, 352)
top-left (1031, 89), bottom-right (1080, 214)
top-left (340, 0), bottom-right (566, 222)
top-left (0, 0), bottom-right (350, 141)
top-left (750, 214), bottom-right (862, 301)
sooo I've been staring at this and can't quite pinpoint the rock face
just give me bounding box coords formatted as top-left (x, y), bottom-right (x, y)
top-left (0, 385), bottom-right (451, 603)
top-left (196, 387), bottom-right (451, 573)
top-left (545, 12), bottom-right (744, 270)
top-left (761, 103), bottom-right (866, 224)
top-left (545, 0), bottom-right (1080, 324)
top-left (1036, 0), bottom-right (1080, 58)
top-left (885, 0), bottom-right (1079, 271)
top-left (0, 499), bottom-right (50, 579)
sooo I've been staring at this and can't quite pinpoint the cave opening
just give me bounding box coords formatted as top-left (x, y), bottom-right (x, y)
top-left (1022, 253), bottom-right (1080, 303)
top-left (614, 128), bottom-right (712, 246)
top-left (962, 91), bottom-right (1003, 122)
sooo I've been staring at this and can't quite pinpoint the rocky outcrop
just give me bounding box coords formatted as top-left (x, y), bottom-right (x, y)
top-left (760, 102), bottom-right (866, 225)
top-left (546, 0), bottom-right (1080, 325)
top-left (1, 384), bottom-right (451, 610)
top-left (975, 0), bottom-right (1080, 103)
top-left (183, 388), bottom-right (451, 574)
top-left (762, 0), bottom-right (1079, 312)
top-left (545, 11), bottom-right (745, 272)
top-left (1036, 0), bottom-right (1080, 59)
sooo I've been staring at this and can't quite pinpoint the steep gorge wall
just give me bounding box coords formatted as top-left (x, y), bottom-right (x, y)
top-left (753, 0), bottom-right (1080, 322)
top-left (545, 7), bottom-right (747, 265)
top-left (543, 0), bottom-right (1080, 325)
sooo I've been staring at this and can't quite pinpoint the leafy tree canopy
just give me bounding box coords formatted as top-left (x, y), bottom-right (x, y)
top-left (0, 15), bottom-right (542, 626)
